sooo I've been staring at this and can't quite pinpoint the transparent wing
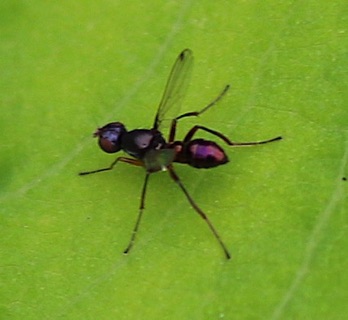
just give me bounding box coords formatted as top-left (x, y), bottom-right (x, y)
top-left (143, 149), bottom-right (176, 173)
top-left (153, 49), bottom-right (194, 130)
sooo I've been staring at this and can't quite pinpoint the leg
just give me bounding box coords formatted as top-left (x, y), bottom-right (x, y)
top-left (168, 85), bottom-right (230, 143)
top-left (78, 157), bottom-right (143, 176)
top-left (124, 173), bottom-right (150, 254)
top-left (167, 166), bottom-right (231, 259)
top-left (183, 125), bottom-right (282, 146)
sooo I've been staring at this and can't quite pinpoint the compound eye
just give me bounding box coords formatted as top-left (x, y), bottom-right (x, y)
top-left (94, 122), bottom-right (126, 153)
top-left (98, 137), bottom-right (121, 153)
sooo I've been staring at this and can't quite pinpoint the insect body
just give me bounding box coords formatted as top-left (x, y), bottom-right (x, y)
top-left (79, 49), bottom-right (282, 259)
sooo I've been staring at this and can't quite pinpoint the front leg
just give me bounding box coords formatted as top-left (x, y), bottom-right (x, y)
top-left (79, 157), bottom-right (143, 176)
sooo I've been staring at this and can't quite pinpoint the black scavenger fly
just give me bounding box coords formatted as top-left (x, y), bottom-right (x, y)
top-left (79, 49), bottom-right (282, 259)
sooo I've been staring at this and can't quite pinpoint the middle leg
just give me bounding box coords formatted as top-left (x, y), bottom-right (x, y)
top-left (168, 85), bottom-right (230, 143)
top-left (123, 172), bottom-right (151, 254)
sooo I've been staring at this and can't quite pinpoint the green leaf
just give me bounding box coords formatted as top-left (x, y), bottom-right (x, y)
top-left (1, 1), bottom-right (347, 319)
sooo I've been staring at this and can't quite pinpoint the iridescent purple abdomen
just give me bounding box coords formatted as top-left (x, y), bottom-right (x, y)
top-left (186, 139), bottom-right (229, 168)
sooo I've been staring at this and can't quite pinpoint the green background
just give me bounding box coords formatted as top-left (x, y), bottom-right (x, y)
top-left (1, 1), bottom-right (347, 319)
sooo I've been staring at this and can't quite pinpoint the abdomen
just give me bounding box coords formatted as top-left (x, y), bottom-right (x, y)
top-left (176, 139), bottom-right (229, 169)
